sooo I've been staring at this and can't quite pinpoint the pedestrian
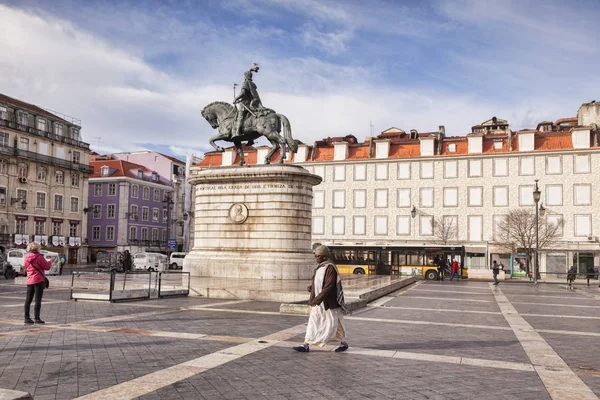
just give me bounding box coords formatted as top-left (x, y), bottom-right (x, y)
top-left (293, 245), bottom-right (348, 353)
top-left (567, 265), bottom-right (577, 289)
top-left (23, 242), bottom-right (52, 324)
top-left (123, 250), bottom-right (132, 273)
top-left (449, 259), bottom-right (460, 281)
top-left (492, 260), bottom-right (500, 285)
top-left (436, 256), bottom-right (445, 282)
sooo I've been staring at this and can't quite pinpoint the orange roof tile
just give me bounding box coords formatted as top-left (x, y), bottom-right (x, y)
top-left (348, 145), bottom-right (371, 160)
top-left (389, 143), bottom-right (420, 158)
top-left (312, 147), bottom-right (334, 162)
top-left (482, 138), bottom-right (508, 153)
top-left (535, 133), bottom-right (573, 151)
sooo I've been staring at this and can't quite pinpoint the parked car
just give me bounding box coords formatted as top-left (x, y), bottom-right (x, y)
top-left (7, 248), bottom-right (62, 276)
top-left (96, 250), bottom-right (125, 273)
top-left (133, 252), bottom-right (168, 272)
top-left (169, 252), bottom-right (187, 269)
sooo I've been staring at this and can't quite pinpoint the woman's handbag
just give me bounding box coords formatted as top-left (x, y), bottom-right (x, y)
top-left (30, 259), bottom-right (50, 288)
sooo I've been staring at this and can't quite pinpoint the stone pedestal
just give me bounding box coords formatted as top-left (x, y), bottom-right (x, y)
top-left (183, 165), bottom-right (322, 280)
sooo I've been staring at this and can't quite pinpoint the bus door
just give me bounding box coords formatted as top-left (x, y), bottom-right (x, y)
top-left (375, 250), bottom-right (392, 275)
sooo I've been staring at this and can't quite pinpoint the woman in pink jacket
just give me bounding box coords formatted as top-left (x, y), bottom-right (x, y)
top-left (23, 242), bottom-right (52, 324)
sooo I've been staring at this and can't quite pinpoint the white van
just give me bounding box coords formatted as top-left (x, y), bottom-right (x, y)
top-left (133, 252), bottom-right (168, 272)
top-left (7, 248), bottom-right (62, 276)
top-left (169, 252), bottom-right (187, 269)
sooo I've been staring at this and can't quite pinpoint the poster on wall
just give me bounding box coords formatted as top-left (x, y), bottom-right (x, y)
top-left (22, 235), bottom-right (30, 245)
top-left (52, 236), bottom-right (59, 246)
top-left (14, 234), bottom-right (22, 245)
top-left (41, 236), bottom-right (48, 246)
top-left (34, 235), bottom-right (42, 244)
top-left (58, 236), bottom-right (65, 246)
top-left (74, 237), bottom-right (81, 246)
top-left (69, 237), bottom-right (75, 246)
top-left (510, 254), bottom-right (529, 277)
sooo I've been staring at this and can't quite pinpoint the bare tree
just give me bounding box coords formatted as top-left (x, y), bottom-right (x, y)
top-left (434, 216), bottom-right (458, 245)
top-left (495, 208), bottom-right (562, 273)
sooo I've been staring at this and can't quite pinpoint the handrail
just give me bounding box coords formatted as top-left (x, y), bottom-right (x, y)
top-left (0, 144), bottom-right (93, 173)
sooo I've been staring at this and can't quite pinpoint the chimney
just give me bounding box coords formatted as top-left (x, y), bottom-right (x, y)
top-left (438, 125), bottom-right (445, 134)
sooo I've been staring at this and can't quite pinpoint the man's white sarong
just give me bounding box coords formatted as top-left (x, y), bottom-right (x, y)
top-left (305, 264), bottom-right (346, 347)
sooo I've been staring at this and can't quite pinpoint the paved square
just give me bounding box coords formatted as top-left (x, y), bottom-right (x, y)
top-left (1, 279), bottom-right (598, 399)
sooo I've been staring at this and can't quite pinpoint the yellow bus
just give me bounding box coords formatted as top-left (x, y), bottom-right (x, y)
top-left (326, 244), bottom-right (467, 280)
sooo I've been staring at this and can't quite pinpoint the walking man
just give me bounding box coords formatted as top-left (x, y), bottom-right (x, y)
top-left (449, 259), bottom-right (460, 281)
top-left (492, 260), bottom-right (500, 285)
top-left (293, 245), bottom-right (348, 353)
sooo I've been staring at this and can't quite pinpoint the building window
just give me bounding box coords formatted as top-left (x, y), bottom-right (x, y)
top-left (574, 184), bottom-right (591, 206)
top-left (397, 188), bottom-right (411, 208)
top-left (106, 226), bottom-right (115, 241)
top-left (69, 222), bottom-right (77, 237)
top-left (314, 166), bottom-right (325, 181)
top-left (493, 186), bottom-right (509, 207)
top-left (574, 215), bottom-right (592, 237)
top-left (313, 191), bottom-right (325, 208)
top-left (16, 220), bottom-right (26, 234)
top-left (0, 133), bottom-right (9, 147)
top-left (519, 185), bottom-right (535, 206)
top-left (493, 140), bottom-right (503, 150)
top-left (70, 197), bottom-right (79, 212)
top-left (162, 229), bottom-right (167, 241)
top-left (0, 159), bottom-right (7, 175)
top-left (52, 221), bottom-right (62, 236)
top-left (94, 184), bottom-right (102, 197)
top-left (71, 128), bottom-right (80, 141)
top-left (468, 187), bottom-right (483, 207)
top-left (0, 187), bottom-right (5, 206)
top-left (18, 137), bottom-right (29, 151)
top-left (71, 173), bottom-right (79, 187)
top-left (108, 183), bottom-right (116, 196)
top-left (468, 215), bottom-right (483, 241)
top-left (152, 228), bottom-right (159, 241)
top-left (54, 123), bottom-right (63, 136)
top-left (375, 189), bottom-right (388, 208)
top-left (396, 215), bottom-right (411, 236)
top-left (130, 205), bottom-right (138, 219)
top-left (36, 167), bottom-right (47, 182)
top-left (17, 112), bottom-right (28, 126)
top-left (420, 161), bottom-right (433, 179)
top-left (354, 190), bottom-right (366, 208)
top-left (142, 207), bottom-right (149, 221)
top-left (332, 216), bottom-right (345, 235)
top-left (139, 227), bottom-right (147, 240)
top-left (376, 164), bottom-right (388, 180)
top-left (72, 151), bottom-right (80, 164)
top-left (143, 187), bottom-right (150, 200)
top-left (468, 159), bottom-right (482, 177)
top-left (420, 215), bottom-right (433, 236)
top-left (36, 192), bottom-right (46, 209)
top-left (573, 154), bottom-right (590, 174)
top-left (107, 204), bottom-right (115, 219)
top-left (443, 187), bottom-right (458, 207)
top-left (447, 143), bottom-right (456, 153)
top-left (374, 216), bottom-right (388, 235)
top-left (129, 226), bottom-right (137, 240)
top-left (353, 164), bottom-right (366, 181)
top-left (18, 163), bottom-right (28, 178)
top-left (546, 155), bottom-right (562, 175)
top-left (17, 189), bottom-right (27, 203)
top-left (547, 214), bottom-right (563, 237)
top-left (137, 170), bottom-right (143, 179)
top-left (132, 184), bottom-right (138, 198)
top-left (332, 191), bottom-right (345, 209)
top-left (353, 216), bottom-right (366, 235)
top-left (101, 166), bottom-right (109, 177)
top-left (333, 165), bottom-right (346, 182)
top-left (151, 172), bottom-right (158, 182)
top-left (519, 157), bottom-right (535, 176)
top-left (92, 226), bottom-right (100, 241)
top-left (35, 220), bottom-right (45, 235)
top-left (153, 189), bottom-right (159, 201)
top-left (398, 162), bottom-right (411, 180)
top-left (162, 208), bottom-right (168, 223)
top-left (0, 106), bottom-right (6, 120)
top-left (444, 160), bottom-right (458, 178)
top-left (545, 185), bottom-right (563, 206)
top-left (493, 158), bottom-right (508, 177)
top-left (312, 216), bottom-right (324, 235)
top-left (153, 208), bottom-right (159, 222)
top-left (93, 204), bottom-right (101, 219)
top-left (420, 187), bottom-right (434, 208)
top-left (54, 195), bottom-right (63, 211)
top-left (55, 170), bottom-right (64, 184)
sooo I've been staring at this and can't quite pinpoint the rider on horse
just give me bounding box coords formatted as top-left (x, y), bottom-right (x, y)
top-left (233, 63), bottom-right (263, 138)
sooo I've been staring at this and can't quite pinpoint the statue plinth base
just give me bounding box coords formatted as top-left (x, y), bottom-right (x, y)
top-left (183, 165), bottom-right (322, 280)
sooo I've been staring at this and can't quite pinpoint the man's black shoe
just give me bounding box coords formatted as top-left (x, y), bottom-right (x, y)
top-left (34, 319), bottom-right (45, 324)
top-left (293, 344), bottom-right (309, 352)
top-left (24, 318), bottom-right (34, 325)
top-left (335, 342), bottom-right (349, 352)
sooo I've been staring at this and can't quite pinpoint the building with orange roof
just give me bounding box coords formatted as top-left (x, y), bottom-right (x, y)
top-left (194, 101), bottom-right (600, 277)
top-left (0, 93), bottom-right (91, 264)
top-left (87, 156), bottom-right (174, 256)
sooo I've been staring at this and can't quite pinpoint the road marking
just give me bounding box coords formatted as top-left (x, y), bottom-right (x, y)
top-left (505, 294), bottom-right (598, 300)
top-left (522, 313), bottom-right (600, 320)
top-left (74, 324), bottom-right (307, 400)
top-left (413, 288), bottom-right (491, 296)
top-left (537, 329), bottom-right (600, 338)
top-left (512, 301), bottom-right (600, 309)
top-left (400, 296), bottom-right (494, 303)
top-left (347, 316), bottom-right (511, 331)
top-left (367, 305), bottom-right (502, 315)
top-left (490, 284), bottom-right (597, 400)
top-left (0, 300), bottom-right (67, 308)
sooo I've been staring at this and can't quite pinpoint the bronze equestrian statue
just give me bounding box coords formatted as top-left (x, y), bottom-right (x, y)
top-left (202, 63), bottom-right (297, 166)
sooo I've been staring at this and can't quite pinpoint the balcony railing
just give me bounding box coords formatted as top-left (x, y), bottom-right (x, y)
top-left (128, 239), bottom-right (167, 248)
top-left (0, 144), bottom-right (93, 174)
top-left (0, 118), bottom-right (90, 150)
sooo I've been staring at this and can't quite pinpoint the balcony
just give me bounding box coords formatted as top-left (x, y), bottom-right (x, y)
top-left (128, 239), bottom-right (167, 248)
top-left (0, 144), bottom-right (93, 174)
top-left (0, 118), bottom-right (90, 150)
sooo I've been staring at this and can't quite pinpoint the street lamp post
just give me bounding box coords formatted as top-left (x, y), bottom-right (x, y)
top-left (533, 179), bottom-right (542, 284)
top-left (163, 192), bottom-right (174, 255)
top-left (411, 206), bottom-right (417, 241)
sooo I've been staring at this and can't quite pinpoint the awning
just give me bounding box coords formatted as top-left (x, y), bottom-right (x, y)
top-left (465, 246), bottom-right (487, 254)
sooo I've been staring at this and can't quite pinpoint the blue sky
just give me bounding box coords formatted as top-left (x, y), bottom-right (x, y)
top-left (0, 0), bottom-right (598, 158)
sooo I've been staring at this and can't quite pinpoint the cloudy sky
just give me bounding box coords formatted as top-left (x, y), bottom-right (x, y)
top-left (0, 0), bottom-right (598, 159)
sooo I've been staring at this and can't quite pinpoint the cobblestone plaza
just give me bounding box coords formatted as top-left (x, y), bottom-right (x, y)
top-left (1, 280), bottom-right (598, 399)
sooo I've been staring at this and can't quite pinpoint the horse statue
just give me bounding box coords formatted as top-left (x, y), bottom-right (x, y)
top-left (202, 101), bottom-right (297, 166)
